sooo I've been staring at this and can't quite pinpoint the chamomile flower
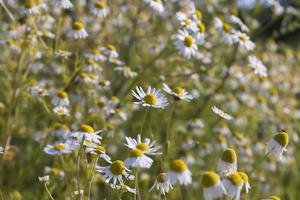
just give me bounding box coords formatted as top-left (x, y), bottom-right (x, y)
top-left (124, 149), bottom-right (153, 169)
top-left (97, 80), bottom-right (111, 90)
top-left (100, 45), bottom-right (119, 60)
top-left (144, 0), bottom-right (164, 13)
top-left (72, 124), bottom-right (102, 144)
top-left (54, 0), bottom-right (73, 9)
top-left (193, 22), bottom-right (206, 44)
top-left (233, 31), bottom-right (255, 51)
top-left (115, 65), bottom-right (137, 78)
top-left (268, 131), bottom-right (289, 160)
top-left (44, 166), bottom-right (65, 178)
top-left (175, 29), bottom-right (198, 59)
top-left (217, 148), bottom-right (238, 175)
top-left (214, 18), bottom-right (235, 44)
top-left (125, 134), bottom-right (161, 155)
top-left (248, 56), bottom-right (267, 77)
top-left (132, 86), bottom-right (168, 109)
top-left (176, 12), bottom-right (197, 32)
top-left (85, 143), bottom-right (111, 162)
top-left (211, 106), bottom-right (233, 120)
top-left (53, 106), bottom-right (70, 116)
top-left (38, 176), bottom-right (49, 182)
top-left (201, 171), bottom-right (227, 200)
top-left (21, 0), bottom-right (39, 15)
top-left (162, 83), bottom-right (194, 101)
top-left (166, 159), bottom-right (192, 185)
top-left (149, 173), bottom-right (173, 195)
top-left (97, 160), bottom-right (134, 186)
top-left (51, 91), bottom-right (70, 107)
top-left (68, 21), bottom-right (88, 39)
top-left (84, 48), bottom-right (106, 61)
top-left (44, 142), bottom-right (74, 155)
top-left (222, 172), bottom-right (243, 200)
top-left (238, 172), bottom-right (251, 193)
top-left (91, 1), bottom-right (109, 18)
top-left (53, 123), bottom-right (71, 138)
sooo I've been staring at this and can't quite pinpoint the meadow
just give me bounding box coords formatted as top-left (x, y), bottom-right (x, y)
top-left (0, 0), bottom-right (300, 199)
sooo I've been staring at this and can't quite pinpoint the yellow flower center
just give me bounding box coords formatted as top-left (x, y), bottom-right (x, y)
top-left (106, 124), bottom-right (113, 130)
top-left (143, 94), bottom-right (157, 105)
top-left (99, 80), bottom-right (107, 86)
top-left (80, 72), bottom-right (88, 79)
top-left (97, 100), bottom-right (106, 108)
top-left (269, 196), bottom-right (281, 200)
top-left (273, 131), bottom-right (289, 147)
top-left (87, 59), bottom-right (95, 65)
top-left (221, 148), bottom-right (237, 163)
top-left (239, 35), bottom-right (247, 42)
top-left (136, 143), bottom-right (149, 151)
top-left (95, 2), bottom-right (106, 9)
top-left (54, 144), bottom-right (66, 151)
top-left (56, 108), bottom-right (66, 115)
top-left (110, 160), bottom-right (125, 175)
top-left (25, 0), bottom-right (35, 9)
top-left (89, 74), bottom-right (97, 80)
top-left (183, 19), bottom-right (191, 26)
top-left (227, 173), bottom-right (244, 186)
top-left (157, 173), bottom-right (166, 183)
top-left (111, 96), bottom-right (119, 102)
top-left (124, 66), bottom-right (132, 73)
top-left (201, 171), bottom-right (220, 188)
top-left (195, 10), bottom-right (202, 20)
top-left (51, 167), bottom-right (60, 175)
top-left (106, 45), bottom-right (116, 51)
top-left (72, 21), bottom-right (85, 30)
top-left (78, 124), bottom-right (94, 133)
top-left (96, 145), bottom-right (106, 153)
top-left (92, 48), bottom-right (102, 55)
top-left (170, 159), bottom-right (187, 173)
top-left (198, 23), bottom-right (206, 33)
top-left (184, 35), bottom-right (193, 47)
top-left (222, 23), bottom-right (232, 33)
top-left (238, 172), bottom-right (249, 182)
top-left (130, 149), bottom-right (144, 157)
top-left (173, 87), bottom-right (184, 96)
top-left (217, 134), bottom-right (226, 143)
top-left (5, 39), bottom-right (14, 46)
top-left (57, 91), bottom-right (68, 99)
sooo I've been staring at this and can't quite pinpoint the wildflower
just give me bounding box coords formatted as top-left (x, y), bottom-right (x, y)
top-left (82, 60), bottom-right (101, 72)
top-left (166, 159), bottom-right (192, 185)
top-left (230, 15), bottom-right (249, 32)
top-left (238, 172), bottom-right (251, 193)
top-left (110, 184), bottom-right (136, 194)
top-left (100, 45), bottom-right (119, 60)
top-left (268, 131), bottom-right (289, 160)
top-left (91, 1), bottom-right (109, 18)
top-left (85, 142), bottom-right (111, 162)
top-left (176, 12), bottom-right (197, 32)
top-left (53, 106), bottom-right (70, 116)
top-left (44, 166), bottom-right (64, 178)
top-left (124, 149), bottom-right (153, 169)
top-left (97, 80), bottom-right (111, 90)
top-left (222, 172), bottom-right (243, 199)
top-left (233, 31), bottom-right (255, 51)
top-left (38, 176), bottom-right (49, 182)
top-left (115, 65), bottom-right (138, 78)
top-left (201, 171), bottom-right (227, 200)
top-left (53, 123), bottom-right (71, 138)
top-left (54, 50), bottom-right (72, 59)
top-left (69, 21), bottom-right (88, 39)
top-left (144, 0), bottom-right (164, 13)
top-left (21, 0), bottom-right (39, 15)
top-left (162, 83), bottom-right (194, 101)
top-left (72, 124), bottom-right (102, 144)
top-left (44, 142), bottom-right (74, 155)
top-left (51, 91), bottom-right (70, 107)
top-left (217, 148), bottom-right (238, 175)
top-left (38, 30), bottom-right (55, 39)
top-left (84, 48), bottom-right (106, 61)
top-left (214, 18), bottom-right (235, 44)
top-left (54, 0), bottom-right (73, 9)
top-left (149, 173), bottom-right (173, 195)
top-left (97, 160), bottom-right (134, 186)
top-left (175, 29), bottom-right (198, 58)
top-left (248, 56), bottom-right (267, 77)
top-left (125, 134), bottom-right (161, 155)
top-left (193, 22), bottom-right (206, 44)
top-left (211, 106), bottom-right (233, 120)
top-left (132, 86), bottom-right (168, 109)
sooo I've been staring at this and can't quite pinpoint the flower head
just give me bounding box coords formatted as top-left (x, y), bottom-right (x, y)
top-left (166, 159), bottom-right (192, 185)
top-left (132, 86), bottom-right (168, 109)
top-left (201, 171), bottom-right (227, 200)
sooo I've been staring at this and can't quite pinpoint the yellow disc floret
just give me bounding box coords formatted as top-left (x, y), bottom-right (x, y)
top-left (221, 148), bottom-right (237, 163)
top-left (170, 159), bottom-right (187, 173)
top-left (173, 87), bottom-right (184, 96)
top-left (143, 94), bottom-right (157, 105)
top-left (25, 0), bottom-right (35, 9)
top-left (227, 172), bottom-right (243, 186)
top-left (72, 21), bottom-right (85, 30)
top-left (136, 143), bottom-right (149, 151)
top-left (157, 173), bottom-right (166, 183)
top-left (238, 172), bottom-right (249, 183)
top-left (273, 131), bottom-right (289, 147)
top-left (95, 1), bottom-right (106, 9)
top-left (57, 91), bottom-right (68, 99)
top-left (110, 160), bottom-right (125, 175)
top-left (78, 124), bottom-right (94, 133)
top-left (184, 35), bottom-right (193, 47)
top-left (130, 149), bottom-right (144, 157)
top-left (201, 171), bottom-right (220, 188)
top-left (54, 144), bottom-right (66, 151)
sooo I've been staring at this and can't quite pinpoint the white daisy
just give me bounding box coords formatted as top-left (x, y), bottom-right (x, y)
top-left (85, 143), bottom-right (111, 162)
top-left (84, 48), bottom-right (106, 61)
top-left (115, 65), bottom-right (138, 78)
top-left (233, 31), bottom-right (255, 51)
top-left (222, 172), bottom-right (243, 200)
top-left (97, 80), bottom-right (111, 90)
top-left (176, 12), bottom-right (197, 32)
top-left (44, 142), bottom-right (74, 155)
top-left (21, 0), bottom-right (39, 15)
top-left (214, 18), bottom-right (235, 44)
top-left (268, 131), bottom-right (289, 160)
top-left (211, 106), bottom-right (233, 120)
top-left (53, 123), bottom-right (71, 138)
top-left (38, 176), bottom-right (49, 182)
top-left (72, 124), bottom-right (102, 144)
top-left (166, 159), bottom-right (192, 185)
top-left (238, 172), bottom-right (251, 193)
top-left (125, 134), bottom-right (161, 155)
top-left (68, 21), bottom-right (88, 40)
top-left (132, 86), bottom-right (168, 109)
top-left (201, 171), bottom-right (227, 200)
top-left (100, 45), bottom-right (119, 60)
top-left (53, 106), bottom-right (70, 116)
top-left (193, 22), bottom-right (206, 45)
top-left (90, 1), bottom-right (109, 18)
top-left (175, 29), bottom-right (198, 59)
top-left (124, 149), bottom-right (153, 169)
top-left (248, 56), bottom-right (267, 77)
top-left (97, 160), bottom-right (134, 186)
top-left (51, 91), bottom-right (70, 107)
top-left (144, 0), bottom-right (164, 13)
top-left (149, 173), bottom-right (173, 195)
top-left (217, 148), bottom-right (238, 175)
top-left (162, 83), bottom-right (194, 101)
top-left (54, 0), bottom-right (73, 9)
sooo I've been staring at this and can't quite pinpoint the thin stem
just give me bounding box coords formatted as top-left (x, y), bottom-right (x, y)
top-left (166, 102), bottom-right (175, 157)
top-left (44, 183), bottom-right (55, 200)
top-left (140, 107), bottom-right (150, 135)
top-left (88, 155), bottom-right (100, 200)
top-left (135, 170), bottom-right (141, 200)
top-left (249, 150), bottom-right (272, 176)
top-left (76, 137), bottom-right (85, 200)
top-left (0, 0), bottom-right (15, 22)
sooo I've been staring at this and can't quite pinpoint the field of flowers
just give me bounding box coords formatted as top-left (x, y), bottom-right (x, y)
top-left (0, 0), bottom-right (300, 199)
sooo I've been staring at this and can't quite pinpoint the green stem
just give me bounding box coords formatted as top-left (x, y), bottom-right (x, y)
top-left (140, 107), bottom-right (150, 135)
top-left (166, 102), bottom-right (175, 157)
top-left (44, 183), bottom-right (55, 200)
top-left (76, 137), bottom-right (85, 200)
top-left (249, 150), bottom-right (272, 176)
top-left (0, 0), bottom-right (15, 22)
top-left (135, 170), bottom-right (141, 200)
top-left (87, 155), bottom-right (100, 200)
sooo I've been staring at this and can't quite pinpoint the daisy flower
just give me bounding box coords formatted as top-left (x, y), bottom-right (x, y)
top-left (110, 184), bottom-right (136, 194)
top-left (97, 160), bottom-right (134, 186)
top-left (44, 142), bottom-right (74, 155)
top-left (90, 1), bottom-right (109, 18)
top-left (72, 124), bottom-right (102, 144)
top-left (162, 83), bottom-right (194, 101)
top-left (44, 166), bottom-right (65, 178)
top-left (54, 0), bottom-right (73, 9)
top-left (217, 148), bottom-right (237, 175)
top-left (51, 91), bottom-right (70, 107)
top-left (233, 31), bottom-right (255, 51)
top-left (38, 176), bottom-right (49, 182)
top-left (132, 86), bottom-right (168, 109)
top-left (238, 172), bottom-right (251, 193)
top-left (53, 106), bottom-right (70, 116)
top-left (68, 21), bottom-right (88, 40)
top-left (85, 143), bottom-right (111, 162)
top-left (268, 131), bottom-right (289, 160)
top-left (149, 173), bottom-right (173, 195)
top-left (214, 18), bottom-right (235, 44)
top-left (201, 171), bottom-right (227, 200)
top-left (166, 159), bottom-right (192, 185)
top-left (211, 106), bottom-right (233, 120)
top-left (115, 65), bottom-right (138, 78)
top-left (248, 56), bottom-right (267, 77)
top-left (193, 22), bottom-right (206, 44)
top-left (84, 48), bottom-right (106, 61)
top-left (124, 149), bottom-right (153, 169)
top-left (222, 172), bottom-right (243, 200)
top-left (21, 0), bottom-right (39, 15)
top-left (53, 123), bottom-right (71, 138)
top-left (144, 0), bottom-right (164, 13)
top-left (175, 29), bottom-right (198, 58)
top-left (100, 45), bottom-right (119, 60)
top-left (176, 12), bottom-right (197, 32)
top-left (97, 80), bottom-right (111, 90)
top-left (125, 134), bottom-right (161, 155)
